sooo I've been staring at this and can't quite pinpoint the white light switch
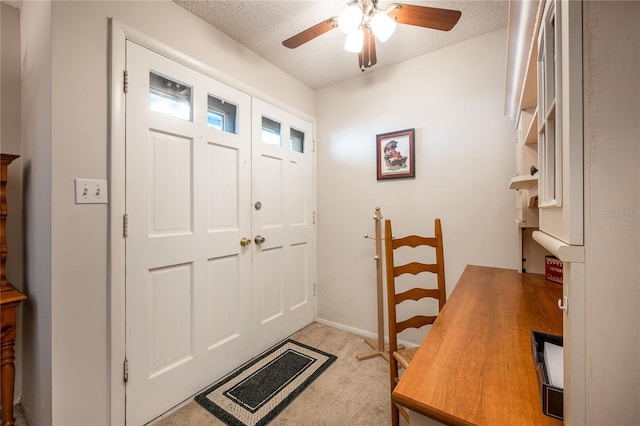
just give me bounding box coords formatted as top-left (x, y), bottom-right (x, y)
top-left (75, 178), bottom-right (108, 204)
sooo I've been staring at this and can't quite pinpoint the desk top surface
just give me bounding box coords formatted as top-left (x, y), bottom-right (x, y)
top-left (392, 265), bottom-right (563, 426)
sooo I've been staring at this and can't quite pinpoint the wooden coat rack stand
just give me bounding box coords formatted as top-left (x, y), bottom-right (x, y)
top-left (356, 207), bottom-right (390, 362)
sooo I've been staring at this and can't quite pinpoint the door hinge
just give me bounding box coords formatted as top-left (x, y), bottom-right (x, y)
top-left (313, 139), bottom-right (316, 153)
top-left (123, 213), bottom-right (129, 238)
top-left (123, 70), bottom-right (129, 94)
top-left (123, 358), bottom-right (129, 383)
top-left (313, 283), bottom-right (317, 297)
top-left (313, 211), bottom-right (316, 225)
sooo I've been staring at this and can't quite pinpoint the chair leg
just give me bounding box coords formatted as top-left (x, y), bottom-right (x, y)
top-left (389, 354), bottom-right (401, 426)
top-left (391, 398), bottom-right (400, 426)
top-left (399, 405), bottom-right (410, 423)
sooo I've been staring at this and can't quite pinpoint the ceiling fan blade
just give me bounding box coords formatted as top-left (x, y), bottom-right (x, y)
top-left (389, 4), bottom-right (461, 31)
top-left (358, 29), bottom-right (377, 71)
top-left (282, 17), bottom-right (338, 49)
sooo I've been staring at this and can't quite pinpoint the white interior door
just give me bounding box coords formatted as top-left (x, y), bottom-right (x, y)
top-left (251, 98), bottom-right (315, 354)
top-left (125, 41), bottom-right (252, 424)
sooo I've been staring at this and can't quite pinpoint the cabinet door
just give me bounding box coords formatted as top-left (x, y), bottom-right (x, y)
top-left (537, 0), bottom-right (561, 208)
top-left (537, 0), bottom-right (583, 246)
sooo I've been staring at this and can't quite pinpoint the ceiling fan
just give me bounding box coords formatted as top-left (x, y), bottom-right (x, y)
top-left (282, 0), bottom-right (462, 71)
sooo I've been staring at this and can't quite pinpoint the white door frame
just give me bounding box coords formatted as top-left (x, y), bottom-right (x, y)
top-left (108, 19), bottom-right (317, 425)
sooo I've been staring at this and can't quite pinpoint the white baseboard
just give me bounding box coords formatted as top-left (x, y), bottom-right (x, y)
top-left (315, 317), bottom-right (379, 340)
top-left (315, 317), bottom-right (418, 349)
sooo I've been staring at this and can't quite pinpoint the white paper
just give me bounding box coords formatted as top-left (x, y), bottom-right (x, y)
top-left (544, 342), bottom-right (564, 388)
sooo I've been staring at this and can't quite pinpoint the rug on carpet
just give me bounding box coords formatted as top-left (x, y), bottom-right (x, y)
top-left (195, 339), bottom-right (337, 426)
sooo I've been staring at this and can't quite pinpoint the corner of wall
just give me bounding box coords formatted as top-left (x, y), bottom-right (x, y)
top-left (19, 1), bottom-right (53, 425)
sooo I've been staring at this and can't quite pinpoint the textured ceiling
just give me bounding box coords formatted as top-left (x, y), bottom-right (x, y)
top-left (174, 0), bottom-right (509, 89)
top-left (1, 0), bottom-right (509, 90)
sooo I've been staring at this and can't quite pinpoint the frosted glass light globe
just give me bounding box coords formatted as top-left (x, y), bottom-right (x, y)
top-left (338, 5), bottom-right (363, 34)
top-left (371, 12), bottom-right (396, 42)
top-left (344, 29), bottom-right (364, 53)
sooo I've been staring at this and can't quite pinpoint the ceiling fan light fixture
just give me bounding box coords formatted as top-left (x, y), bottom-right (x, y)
top-left (370, 12), bottom-right (396, 42)
top-left (338, 5), bottom-right (363, 34)
top-left (344, 29), bottom-right (364, 53)
top-left (282, 1), bottom-right (462, 71)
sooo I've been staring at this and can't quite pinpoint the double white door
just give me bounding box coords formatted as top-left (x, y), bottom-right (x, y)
top-left (124, 41), bottom-right (314, 425)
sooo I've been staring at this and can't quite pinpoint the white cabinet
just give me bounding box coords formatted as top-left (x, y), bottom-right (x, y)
top-left (537, 0), bottom-right (583, 246)
top-left (579, 3), bottom-right (640, 423)
top-left (512, 108), bottom-right (539, 225)
top-left (507, 0), bottom-right (583, 272)
top-left (509, 0), bottom-right (583, 251)
top-left (506, 0), bottom-right (585, 422)
top-left (506, 2), bottom-right (640, 425)
top-left (511, 107), bottom-right (544, 273)
top-left (506, 2), bottom-right (545, 273)
top-left (537, 0), bottom-right (561, 209)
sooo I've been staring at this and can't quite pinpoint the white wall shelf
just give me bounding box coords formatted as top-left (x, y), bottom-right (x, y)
top-left (532, 230), bottom-right (584, 263)
top-left (508, 175), bottom-right (538, 190)
top-left (524, 108), bottom-right (538, 145)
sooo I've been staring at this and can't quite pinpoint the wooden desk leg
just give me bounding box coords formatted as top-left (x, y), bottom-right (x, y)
top-left (1, 301), bottom-right (19, 426)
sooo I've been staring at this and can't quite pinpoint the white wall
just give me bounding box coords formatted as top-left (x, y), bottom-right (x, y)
top-left (16, 1), bottom-right (316, 425)
top-left (583, 2), bottom-right (640, 424)
top-left (20, 1), bottom-right (53, 425)
top-left (315, 29), bottom-right (516, 343)
top-left (0, 1), bottom-right (24, 410)
top-left (16, 2), bottom-right (517, 423)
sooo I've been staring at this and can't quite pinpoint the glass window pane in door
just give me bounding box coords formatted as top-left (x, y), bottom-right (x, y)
top-left (261, 116), bottom-right (281, 147)
top-left (545, 14), bottom-right (556, 111)
top-left (149, 72), bottom-right (192, 121)
top-left (207, 95), bottom-right (238, 134)
top-left (290, 127), bottom-right (305, 153)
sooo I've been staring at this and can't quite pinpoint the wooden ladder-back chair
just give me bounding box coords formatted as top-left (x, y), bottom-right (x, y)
top-left (384, 218), bottom-right (446, 426)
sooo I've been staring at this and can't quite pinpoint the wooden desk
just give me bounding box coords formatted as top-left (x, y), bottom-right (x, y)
top-left (392, 265), bottom-right (563, 426)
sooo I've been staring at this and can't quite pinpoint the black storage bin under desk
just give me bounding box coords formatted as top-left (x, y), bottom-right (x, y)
top-left (531, 331), bottom-right (564, 420)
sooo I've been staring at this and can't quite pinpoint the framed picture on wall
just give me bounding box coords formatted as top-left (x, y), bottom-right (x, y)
top-left (376, 128), bottom-right (415, 180)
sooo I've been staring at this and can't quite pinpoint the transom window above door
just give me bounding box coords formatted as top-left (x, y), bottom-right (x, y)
top-left (261, 117), bottom-right (307, 153)
top-left (149, 72), bottom-right (192, 121)
top-left (261, 116), bottom-right (282, 147)
top-left (290, 127), bottom-right (305, 153)
top-left (208, 95), bottom-right (238, 134)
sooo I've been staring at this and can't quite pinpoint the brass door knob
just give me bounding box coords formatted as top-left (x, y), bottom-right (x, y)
top-left (240, 237), bottom-right (252, 247)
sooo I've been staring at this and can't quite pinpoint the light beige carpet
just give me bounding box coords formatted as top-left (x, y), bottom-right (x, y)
top-left (0, 403), bottom-right (28, 426)
top-left (151, 322), bottom-right (408, 426)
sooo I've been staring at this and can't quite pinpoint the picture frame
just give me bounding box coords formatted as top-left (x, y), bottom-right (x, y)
top-left (376, 128), bottom-right (415, 180)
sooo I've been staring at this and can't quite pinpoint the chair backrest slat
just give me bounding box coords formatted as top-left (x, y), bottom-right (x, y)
top-left (394, 262), bottom-right (439, 276)
top-left (396, 315), bottom-right (438, 333)
top-left (396, 287), bottom-right (441, 304)
top-left (384, 217), bottom-right (447, 426)
top-left (392, 235), bottom-right (438, 249)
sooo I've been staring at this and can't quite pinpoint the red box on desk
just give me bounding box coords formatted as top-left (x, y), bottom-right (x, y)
top-left (545, 256), bottom-right (563, 284)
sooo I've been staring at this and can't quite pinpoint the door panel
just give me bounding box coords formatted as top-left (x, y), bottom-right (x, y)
top-left (251, 98), bottom-right (315, 354)
top-left (207, 256), bottom-right (241, 347)
top-left (147, 263), bottom-right (193, 378)
top-left (289, 243), bottom-right (309, 308)
top-left (207, 143), bottom-right (239, 229)
top-left (125, 41), bottom-right (315, 425)
top-left (125, 41), bottom-right (252, 425)
top-left (148, 131), bottom-right (192, 235)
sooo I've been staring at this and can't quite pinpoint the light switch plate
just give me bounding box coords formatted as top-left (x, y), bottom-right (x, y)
top-left (75, 178), bottom-right (108, 204)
